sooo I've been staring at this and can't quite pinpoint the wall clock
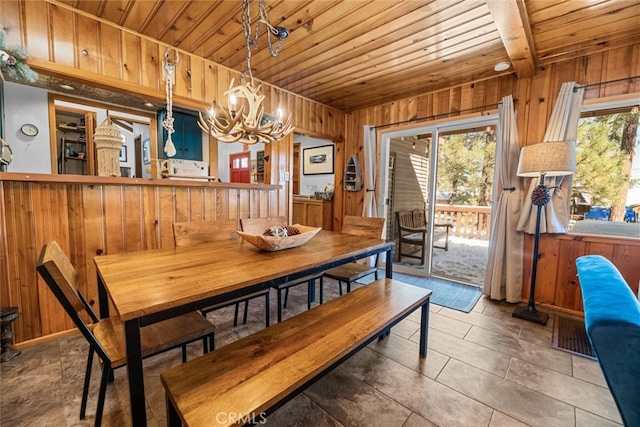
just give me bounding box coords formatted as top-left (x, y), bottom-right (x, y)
top-left (20, 123), bottom-right (39, 137)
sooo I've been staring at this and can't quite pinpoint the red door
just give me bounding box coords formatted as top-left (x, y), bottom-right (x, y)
top-left (230, 152), bottom-right (251, 183)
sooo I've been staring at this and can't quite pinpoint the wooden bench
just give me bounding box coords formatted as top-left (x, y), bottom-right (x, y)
top-left (396, 209), bottom-right (453, 265)
top-left (160, 278), bottom-right (432, 427)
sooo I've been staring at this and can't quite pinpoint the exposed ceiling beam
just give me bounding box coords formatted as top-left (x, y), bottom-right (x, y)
top-left (486, 0), bottom-right (537, 78)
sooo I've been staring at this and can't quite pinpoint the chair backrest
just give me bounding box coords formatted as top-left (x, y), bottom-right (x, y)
top-left (341, 215), bottom-right (385, 239)
top-left (36, 241), bottom-right (108, 359)
top-left (240, 216), bottom-right (287, 234)
top-left (412, 209), bottom-right (427, 228)
top-left (396, 210), bottom-right (425, 230)
top-left (173, 219), bottom-right (238, 247)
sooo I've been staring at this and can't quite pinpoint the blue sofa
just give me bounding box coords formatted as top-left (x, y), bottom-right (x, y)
top-left (575, 255), bottom-right (640, 427)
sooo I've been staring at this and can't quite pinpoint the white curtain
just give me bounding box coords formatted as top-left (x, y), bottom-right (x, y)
top-left (517, 82), bottom-right (585, 234)
top-left (362, 125), bottom-right (377, 218)
top-left (484, 96), bottom-right (524, 302)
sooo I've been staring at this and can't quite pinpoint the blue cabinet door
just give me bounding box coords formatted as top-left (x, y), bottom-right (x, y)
top-left (158, 110), bottom-right (203, 161)
top-left (181, 113), bottom-right (203, 160)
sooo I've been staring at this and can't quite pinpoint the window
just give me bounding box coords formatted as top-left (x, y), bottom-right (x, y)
top-left (570, 99), bottom-right (640, 237)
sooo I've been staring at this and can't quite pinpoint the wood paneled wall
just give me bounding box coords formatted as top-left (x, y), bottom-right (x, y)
top-left (532, 234), bottom-right (640, 313)
top-left (0, 175), bottom-right (282, 343)
top-left (342, 44), bottom-right (640, 314)
top-left (0, 0), bottom-right (345, 143)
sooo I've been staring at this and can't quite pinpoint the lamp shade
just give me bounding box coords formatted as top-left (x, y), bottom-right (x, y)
top-left (517, 141), bottom-right (576, 177)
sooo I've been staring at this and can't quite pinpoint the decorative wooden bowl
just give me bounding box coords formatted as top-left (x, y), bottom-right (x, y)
top-left (237, 224), bottom-right (321, 251)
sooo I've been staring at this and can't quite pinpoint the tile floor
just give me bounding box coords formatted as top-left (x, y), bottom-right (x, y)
top-left (0, 278), bottom-right (622, 427)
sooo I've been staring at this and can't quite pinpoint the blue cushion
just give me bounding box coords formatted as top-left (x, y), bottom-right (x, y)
top-left (576, 255), bottom-right (640, 427)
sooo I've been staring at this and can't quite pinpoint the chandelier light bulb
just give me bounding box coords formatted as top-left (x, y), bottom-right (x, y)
top-left (229, 92), bottom-right (238, 116)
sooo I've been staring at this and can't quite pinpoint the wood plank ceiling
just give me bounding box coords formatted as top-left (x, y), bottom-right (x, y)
top-left (56, 0), bottom-right (640, 112)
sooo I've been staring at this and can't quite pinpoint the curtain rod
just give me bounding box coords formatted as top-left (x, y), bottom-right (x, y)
top-left (574, 75), bottom-right (639, 92)
top-left (370, 100), bottom-right (506, 130)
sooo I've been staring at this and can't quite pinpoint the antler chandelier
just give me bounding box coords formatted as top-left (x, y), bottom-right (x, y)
top-left (198, 0), bottom-right (294, 145)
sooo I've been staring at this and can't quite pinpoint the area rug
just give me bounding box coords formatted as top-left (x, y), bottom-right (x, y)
top-left (552, 316), bottom-right (595, 359)
top-left (361, 272), bottom-right (482, 313)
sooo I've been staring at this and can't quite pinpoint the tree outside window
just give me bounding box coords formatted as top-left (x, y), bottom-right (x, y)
top-left (573, 106), bottom-right (639, 224)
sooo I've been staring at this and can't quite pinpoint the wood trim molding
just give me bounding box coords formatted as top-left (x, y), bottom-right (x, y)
top-left (0, 172), bottom-right (281, 190)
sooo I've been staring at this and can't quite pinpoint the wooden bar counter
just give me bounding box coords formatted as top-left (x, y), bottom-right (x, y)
top-left (0, 172), bottom-right (283, 344)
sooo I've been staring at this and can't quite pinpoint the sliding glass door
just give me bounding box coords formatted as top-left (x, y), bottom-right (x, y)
top-left (430, 126), bottom-right (495, 284)
top-left (378, 116), bottom-right (497, 286)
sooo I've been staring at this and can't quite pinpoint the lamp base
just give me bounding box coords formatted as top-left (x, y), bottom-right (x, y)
top-left (512, 305), bottom-right (549, 326)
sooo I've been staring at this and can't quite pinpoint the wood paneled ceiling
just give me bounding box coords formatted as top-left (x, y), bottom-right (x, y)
top-left (57, 0), bottom-right (640, 112)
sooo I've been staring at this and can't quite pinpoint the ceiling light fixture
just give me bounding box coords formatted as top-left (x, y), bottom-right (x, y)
top-left (59, 84), bottom-right (75, 90)
top-left (494, 61), bottom-right (510, 72)
top-left (198, 0), bottom-right (293, 145)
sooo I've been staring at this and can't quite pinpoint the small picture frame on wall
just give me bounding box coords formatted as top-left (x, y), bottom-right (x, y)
top-left (303, 144), bottom-right (334, 175)
top-left (119, 145), bottom-right (127, 162)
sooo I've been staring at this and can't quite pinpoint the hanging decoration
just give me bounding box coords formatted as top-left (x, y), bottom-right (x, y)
top-left (198, 0), bottom-right (294, 145)
top-left (0, 30), bottom-right (38, 83)
top-left (162, 47), bottom-right (179, 157)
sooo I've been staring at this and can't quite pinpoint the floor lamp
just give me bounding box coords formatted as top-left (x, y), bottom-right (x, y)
top-left (513, 141), bottom-right (576, 325)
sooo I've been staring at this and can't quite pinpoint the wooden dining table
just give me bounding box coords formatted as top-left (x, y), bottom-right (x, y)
top-left (94, 229), bottom-right (394, 426)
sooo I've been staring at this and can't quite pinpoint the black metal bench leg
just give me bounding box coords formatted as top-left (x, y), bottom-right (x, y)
top-left (208, 332), bottom-right (215, 352)
top-left (419, 300), bottom-right (430, 357)
top-left (167, 395), bottom-right (182, 427)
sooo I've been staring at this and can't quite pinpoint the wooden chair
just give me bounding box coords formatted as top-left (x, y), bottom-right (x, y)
top-left (240, 216), bottom-right (322, 322)
top-left (396, 209), bottom-right (453, 265)
top-left (319, 215), bottom-right (386, 303)
top-left (36, 240), bottom-right (215, 427)
top-left (173, 219), bottom-right (270, 327)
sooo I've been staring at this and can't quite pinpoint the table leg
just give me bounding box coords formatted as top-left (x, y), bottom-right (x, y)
top-left (124, 318), bottom-right (147, 426)
top-left (419, 300), bottom-right (430, 357)
top-left (97, 275), bottom-right (110, 319)
top-left (385, 248), bottom-right (393, 278)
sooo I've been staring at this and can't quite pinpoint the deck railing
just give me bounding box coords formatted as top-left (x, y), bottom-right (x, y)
top-left (434, 204), bottom-right (492, 240)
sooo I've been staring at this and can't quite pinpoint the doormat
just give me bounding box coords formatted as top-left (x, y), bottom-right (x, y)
top-left (552, 316), bottom-right (595, 359)
top-left (360, 272), bottom-right (482, 313)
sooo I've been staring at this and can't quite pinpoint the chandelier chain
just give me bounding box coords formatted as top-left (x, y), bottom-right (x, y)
top-left (241, 0), bottom-right (283, 84)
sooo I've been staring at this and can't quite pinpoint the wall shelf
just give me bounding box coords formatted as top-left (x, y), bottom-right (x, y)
top-left (344, 154), bottom-right (362, 191)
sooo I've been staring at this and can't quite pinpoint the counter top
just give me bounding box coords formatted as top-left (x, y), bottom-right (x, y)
top-left (0, 172), bottom-right (281, 190)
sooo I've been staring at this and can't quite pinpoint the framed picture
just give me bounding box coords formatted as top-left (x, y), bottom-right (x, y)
top-left (119, 145), bottom-right (127, 162)
top-left (303, 144), bottom-right (334, 175)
